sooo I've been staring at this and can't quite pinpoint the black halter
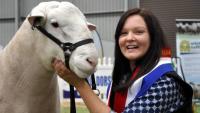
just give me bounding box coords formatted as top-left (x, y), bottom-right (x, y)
top-left (34, 25), bottom-right (94, 68)
top-left (32, 25), bottom-right (98, 113)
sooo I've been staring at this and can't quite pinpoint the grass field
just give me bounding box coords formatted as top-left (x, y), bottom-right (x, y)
top-left (61, 101), bottom-right (200, 113)
top-left (61, 101), bottom-right (89, 113)
top-left (61, 106), bottom-right (89, 113)
top-left (193, 103), bottom-right (200, 113)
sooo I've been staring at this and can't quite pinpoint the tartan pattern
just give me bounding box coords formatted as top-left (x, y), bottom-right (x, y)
top-left (123, 75), bottom-right (184, 113)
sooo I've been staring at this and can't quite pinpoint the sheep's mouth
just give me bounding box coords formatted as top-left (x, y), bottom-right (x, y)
top-left (73, 66), bottom-right (96, 78)
top-left (71, 60), bottom-right (96, 77)
top-left (77, 64), bottom-right (96, 74)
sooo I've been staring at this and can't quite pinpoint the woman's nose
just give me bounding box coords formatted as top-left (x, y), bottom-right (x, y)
top-left (127, 32), bottom-right (135, 41)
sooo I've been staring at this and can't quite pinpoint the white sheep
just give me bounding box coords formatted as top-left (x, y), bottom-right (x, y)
top-left (0, 1), bottom-right (98, 113)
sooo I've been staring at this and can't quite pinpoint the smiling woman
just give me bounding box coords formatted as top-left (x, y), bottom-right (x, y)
top-left (52, 8), bottom-right (193, 113)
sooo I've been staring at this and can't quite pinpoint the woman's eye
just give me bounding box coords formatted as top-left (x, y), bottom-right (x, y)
top-left (51, 22), bottom-right (59, 28)
top-left (135, 30), bottom-right (144, 34)
top-left (120, 32), bottom-right (128, 36)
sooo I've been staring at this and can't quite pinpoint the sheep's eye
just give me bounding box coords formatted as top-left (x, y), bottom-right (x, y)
top-left (51, 22), bottom-right (59, 28)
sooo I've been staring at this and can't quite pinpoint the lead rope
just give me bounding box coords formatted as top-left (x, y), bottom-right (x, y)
top-left (69, 85), bottom-right (76, 113)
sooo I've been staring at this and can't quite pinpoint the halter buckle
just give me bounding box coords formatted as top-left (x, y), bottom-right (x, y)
top-left (64, 50), bottom-right (72, 57)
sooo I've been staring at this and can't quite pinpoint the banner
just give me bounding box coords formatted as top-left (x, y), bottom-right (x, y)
top-left (176, 20), bottom-right (200, 112)
top-left (176, 20), bottom-right (200, 84)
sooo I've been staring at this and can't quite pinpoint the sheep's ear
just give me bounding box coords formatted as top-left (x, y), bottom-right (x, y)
top-left (28, 4), bottom-right (46, 26)
top-left (28, 16), bottom-right (46, 27)
top-left (87, 22), bottom-right (96, 31)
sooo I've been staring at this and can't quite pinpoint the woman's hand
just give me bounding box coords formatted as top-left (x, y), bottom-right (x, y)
top-left (51, 58), bottom-right (85, 88)
top-left (52, 58), bottom-right (111, 113)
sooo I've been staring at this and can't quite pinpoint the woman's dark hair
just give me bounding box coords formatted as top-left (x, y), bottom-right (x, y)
top-left (112, 8), bottom-right (168, 91)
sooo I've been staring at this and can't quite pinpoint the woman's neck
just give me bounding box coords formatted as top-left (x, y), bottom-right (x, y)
top-left (130, 61), bottom-right (136, 71)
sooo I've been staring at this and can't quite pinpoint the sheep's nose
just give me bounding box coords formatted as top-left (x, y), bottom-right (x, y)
top-left (86, 57), bottom-right (97, 67)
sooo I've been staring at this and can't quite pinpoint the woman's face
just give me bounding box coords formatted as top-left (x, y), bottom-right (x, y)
top-left (119, 15), bottom-right (150, 62)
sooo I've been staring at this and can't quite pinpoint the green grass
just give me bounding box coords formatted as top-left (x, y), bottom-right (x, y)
top-left (61, 101), bottom-right (200, 113)
top-left (61, 101), bottom-right (89, 113)
top-left (193, 103), bottom-right (200, 113)
top-left (61, 106), bottom-right (89, 113)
